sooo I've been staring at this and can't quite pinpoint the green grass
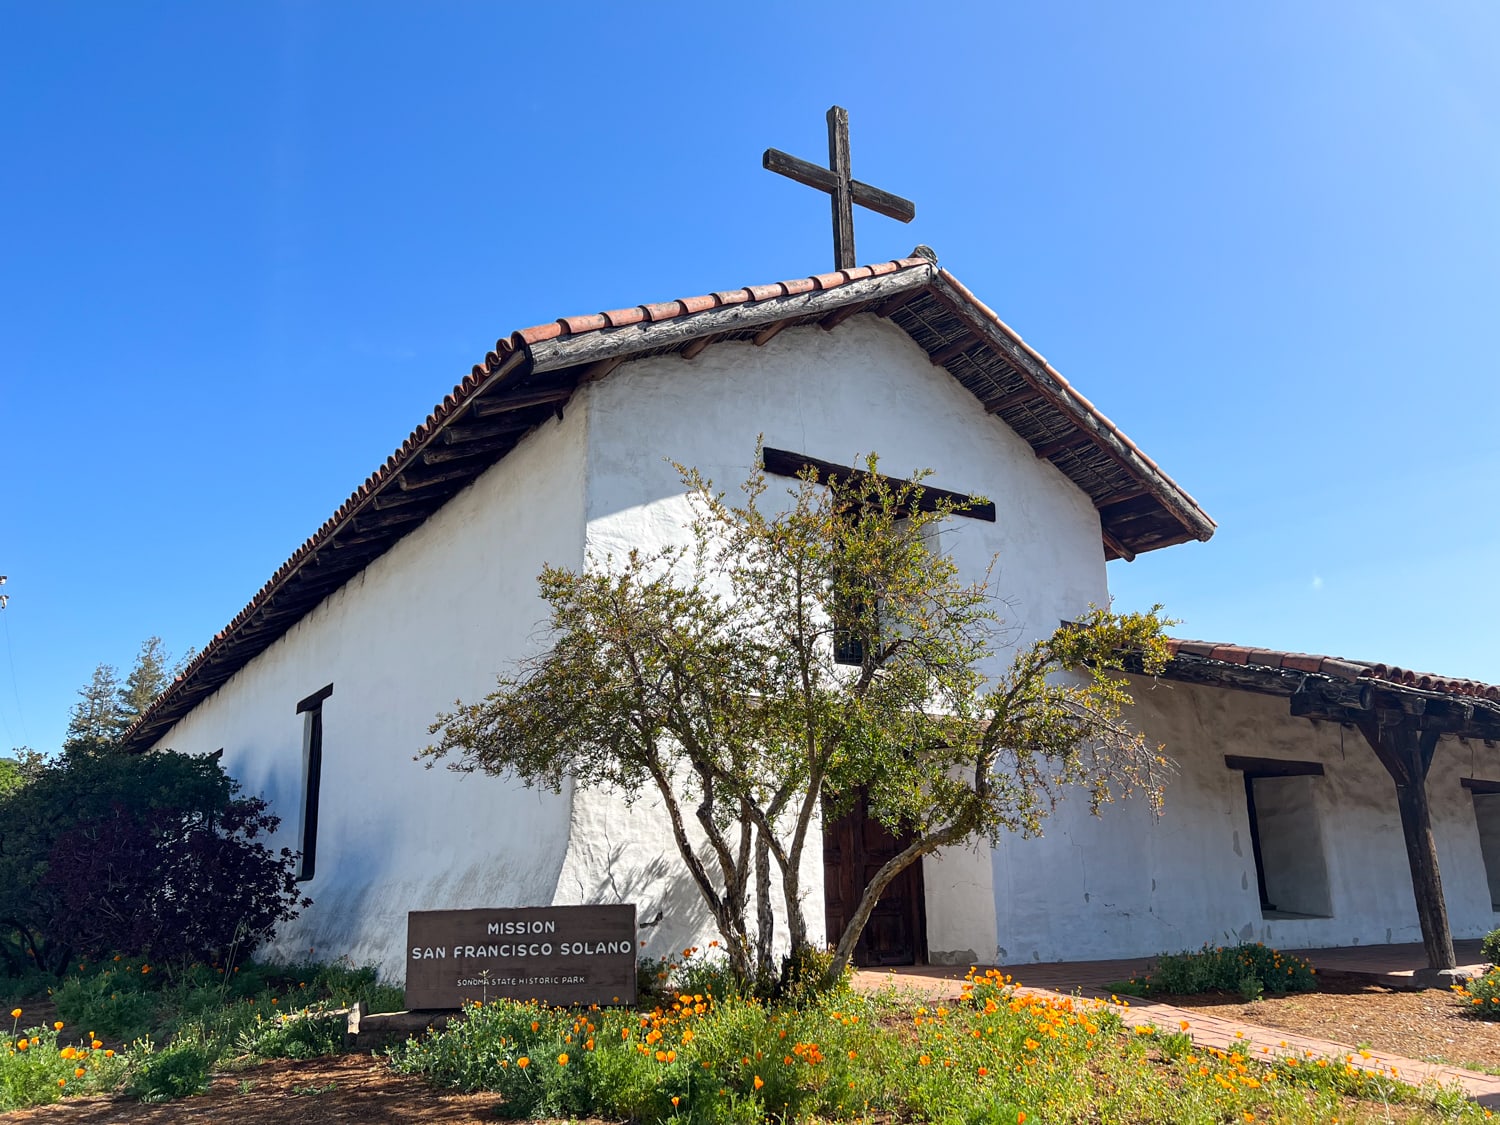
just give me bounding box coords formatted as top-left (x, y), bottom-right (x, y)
top-left (1115, 942), bottom-right (1318, 999)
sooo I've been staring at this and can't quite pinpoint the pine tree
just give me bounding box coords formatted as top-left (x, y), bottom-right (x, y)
top-left (64, 663), bottom-right (124, 756)
top-left (119, 636), bottom-right (172, 725)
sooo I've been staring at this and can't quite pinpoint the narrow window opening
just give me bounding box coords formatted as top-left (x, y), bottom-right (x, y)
top-left (295, 684), bottom-right (333, 882)
top-left (1463, 779), bottom-right (1500, 911)
top-left (1226, 756), bottom-right (1333, 919)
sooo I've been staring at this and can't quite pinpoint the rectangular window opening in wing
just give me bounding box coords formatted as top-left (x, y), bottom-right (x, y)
top-left (295, 684), bottom-right (333, 882)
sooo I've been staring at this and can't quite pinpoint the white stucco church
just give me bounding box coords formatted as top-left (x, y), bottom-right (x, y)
top-left (121, 251), bottom-right (1500, 981)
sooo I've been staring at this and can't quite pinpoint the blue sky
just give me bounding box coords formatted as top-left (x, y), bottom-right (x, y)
top-left (3, 2), bottom-right (1497, 754)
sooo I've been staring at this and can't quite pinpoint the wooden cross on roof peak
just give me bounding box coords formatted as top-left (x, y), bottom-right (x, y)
top-left (763, 106), bottom-right (916, 271)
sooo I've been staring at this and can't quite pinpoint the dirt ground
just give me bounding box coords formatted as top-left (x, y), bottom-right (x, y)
top-left (4, 1053), bottom-right (511, 1124)
top-left (1157, 970), bottom-right (1500, 1074)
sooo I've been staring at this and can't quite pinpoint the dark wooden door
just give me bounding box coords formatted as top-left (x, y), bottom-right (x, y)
top-left (822, 793), bottom-right (926, 966)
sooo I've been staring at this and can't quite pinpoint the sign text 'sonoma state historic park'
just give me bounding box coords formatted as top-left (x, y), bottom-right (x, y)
top-left (405, 904), bottom-right (637, 1010)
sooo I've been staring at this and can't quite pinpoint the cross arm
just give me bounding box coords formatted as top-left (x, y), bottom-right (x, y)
top-left (762, 148), bottom-right (916, 223)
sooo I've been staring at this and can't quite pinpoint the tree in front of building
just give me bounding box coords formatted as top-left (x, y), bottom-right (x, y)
top-left (425, 451), bottom-right (1172, 988)
top-left (0, 748), bottom-right (307, 976)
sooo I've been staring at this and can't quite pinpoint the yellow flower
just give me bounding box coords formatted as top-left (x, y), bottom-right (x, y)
top-left (557, 1052), bottom-right (569, 1066)
top-left (517, 1056), bottom-right (529, 1068)
top-left (8, 1009), bottom-right (19, 1019)
top-left (104, 1050), bottom-right (115, 1058)
top-left (671, 1096), bottom-right (681, 1107)
top-left (16, 1039), bottom-right (27, 1051)
top-left (74, 1067), bottom-right (86, 1078)
top-left (54, 1021), bottom-right (64, 1031)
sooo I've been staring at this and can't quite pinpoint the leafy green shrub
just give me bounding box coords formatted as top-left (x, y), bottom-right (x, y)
top-left (1454, 966), bottom-right (1500, 1019)
top-left (0, 749), bottom-right (308, 975)
top-left (1481, 927), bottom-right (1500, 966)
top-left (1123, 942), bottom-right (1317, 997)
top-left (236, 1011), bottom-right (344, 1060)
top-left (124, 1036), bottom-right (215, 1102)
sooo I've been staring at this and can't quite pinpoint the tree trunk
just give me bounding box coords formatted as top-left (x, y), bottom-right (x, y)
top-left (754, 827), bottom-right (775, 979)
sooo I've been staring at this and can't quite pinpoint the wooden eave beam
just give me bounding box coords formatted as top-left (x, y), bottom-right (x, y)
top-left (928, 333), bottom-right (980, 368)
top-left (522, 267), bottom-right (935, 373)
top-left (1101, 528), bottom-right (1136, 562)
top-left (872, 288), bottom-right (922, 318)
top-left (985, 386), bottom-right (1043, 415)
top-left (819, 298), bottom-right (875, 331)
top-left (397, 466), bottom-right (475, 492)
top-left (926, 273), bottom-right (1214, 543)
top-left (353, 507), bottom-right (427, 533)
top-left (1033, 431), bottom-right (1096, 461)
top-left (753, 319), bottom-right (792, 347)
top-left (442, 420), bottom-right (532, 445)
top-left (422, 436), bottom-right (515, 465)
top-left (471, 387), bottom-right (573, 417)
top-left (680, 335), bottom-right (716, 360)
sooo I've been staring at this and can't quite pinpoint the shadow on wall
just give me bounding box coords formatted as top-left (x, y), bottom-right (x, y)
top-left (563, 833), bottom-right (711, 963)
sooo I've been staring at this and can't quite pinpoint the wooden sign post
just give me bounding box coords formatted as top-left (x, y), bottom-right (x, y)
top-left (405, 904), bottom-right (637, 1010)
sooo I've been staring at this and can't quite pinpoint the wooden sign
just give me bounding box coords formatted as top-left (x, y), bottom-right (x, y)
top-left (405, 904), bottom-right (637, 1010)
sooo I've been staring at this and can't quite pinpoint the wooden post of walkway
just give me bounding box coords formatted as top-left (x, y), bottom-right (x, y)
top-left (1356, 714), bottom-right (1456, 971)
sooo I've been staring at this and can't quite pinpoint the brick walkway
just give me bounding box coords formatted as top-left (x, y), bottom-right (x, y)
top-left (853, 942), bottom-right (1500, 1107)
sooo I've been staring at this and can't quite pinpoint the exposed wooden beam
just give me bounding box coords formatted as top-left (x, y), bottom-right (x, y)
top-left (753, 319), bottom-right (792, 347)
top-left (352, 508), bottom-right (427, 533)
top-left (928, 334), bottom-right (979, 368)
top-left (371, 491), bottom-right (429, 511)
top-left (1101, 528), bottom-right (1136, 562)
top-left (442, 420), bottom-right (531, 445)
top-left (1033, 431), bottom-right (1096, 461)
top-left (680, 335), bottom-right (715, 360)
top-left (397, 467), bottom-right (475, 492)
top-left (579, 356), bottom-right (626, 383)
top-left (984, 386), bottom-right (1044, 415)
top-left (421, 437), bottom-right (514, 465)
top-left (928, 273), bottom-right (1215, 543)
top-left (819, 298), bottom-right (873, 332)
top-left (871, 288), bottom-right (921, 318)
top-left (524, 267), bottom-right (934, 372)
top-left (1096, 485), bottom-right (1151, 509)
top-left (471, 387), bottom-right (572, 417)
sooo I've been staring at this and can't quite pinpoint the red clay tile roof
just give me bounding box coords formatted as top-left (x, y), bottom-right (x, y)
top-left (120, 254), bottom-right (1213, 753)
top-left (1164, 638), bottom-right (1500, 703)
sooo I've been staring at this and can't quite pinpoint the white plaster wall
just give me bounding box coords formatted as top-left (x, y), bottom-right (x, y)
top-left (990, 675), bottom-right (1500, 963)
top-left (568, 315), bottom-right (1115, 966)
top-left (148, 411), bottom-right (589, 982)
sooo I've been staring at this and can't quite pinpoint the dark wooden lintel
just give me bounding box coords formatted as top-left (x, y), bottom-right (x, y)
top-left (1461, 777), bottom-right (1500, 795)
top-left (1225, 754), bottom-right (1325, 778)
top-left (761, 446), bottom-right (996, 522)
